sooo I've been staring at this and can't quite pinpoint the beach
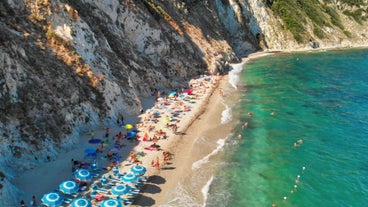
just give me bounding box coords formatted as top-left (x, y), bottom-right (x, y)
top-left (16, 68), bottom-right (235, 207)
top-left (15, 51), bottom-right (277, 206)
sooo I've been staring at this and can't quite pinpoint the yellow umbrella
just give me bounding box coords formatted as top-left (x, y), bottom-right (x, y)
top-left (125, 124), bottom-right (133, 129)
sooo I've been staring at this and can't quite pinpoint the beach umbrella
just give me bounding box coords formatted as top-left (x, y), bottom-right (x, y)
top-left (127, 131), bottom-right (136, 138)
top-left (74, 169), bottom-right (92, 182)
top-left (121, 173), bottom-right (138, 184)
top-left (100, 198), bottom-right (123, 207)
top-left (125, 124), bottom-right (133, 130)
top-left (130, 165), bottom-right (147, 175)
top-left (59, 180), bottom-right (79, 194)
top-left (84, 148), bottom-right (96, 154)
top-left (88, 138), bottom-right (102, 144)
top-left (41, 192), bottom-right (64, 207)
top-left (71, 198), bottom-right (92, 207)
top-left (111, 184), bottom-right (131, 196)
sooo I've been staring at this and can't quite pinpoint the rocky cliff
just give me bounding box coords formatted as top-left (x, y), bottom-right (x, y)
top-left (0, 0), bottom-right (367, 205)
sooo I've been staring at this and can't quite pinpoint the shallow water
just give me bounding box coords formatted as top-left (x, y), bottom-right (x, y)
top-left (206, 49), bottom-right (368, 207)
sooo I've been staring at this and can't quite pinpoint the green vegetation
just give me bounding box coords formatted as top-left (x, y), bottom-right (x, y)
top-left (263, 0), bottom-right (367, 42)
top-left (313, 25), bottom-right (325, 38)
top-left (343, 8), bottom-right (367, 25)
top-left (323, 5), bottom-right (344, 29)
top-left (340, 0), bottom-right (366, 6)
top-left (142, 0), bottom-right (171, 20)
top-left (343, 30), bottom-right (352, 37)
top-left (271, 1), bottom-right (305, 42)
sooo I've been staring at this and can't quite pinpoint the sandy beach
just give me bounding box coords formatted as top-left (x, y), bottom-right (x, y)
top-left (16, 72), bottom-right (230, 206)
top-left (15, 51), bottom-right (275, 207)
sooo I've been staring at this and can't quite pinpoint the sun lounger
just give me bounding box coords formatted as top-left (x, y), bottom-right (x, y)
top-left (127, 190), bottom-right (139, 196)
top-left (138, 176), bottom-right (148, 182)
top-left (63, 197), bottom-right (73, 204)
top-left (101, 179), bottom-right (115, 187)
top-left (108, 174), bottom-right (125, 183)
top-left (118, 197), bottom-right (134, 205)
top-left (130, 187), bottom-right (140, 192)
top-left (92, 186), bottom-right (109, 194)
top-left (134, 181), bottom-right (144, 187)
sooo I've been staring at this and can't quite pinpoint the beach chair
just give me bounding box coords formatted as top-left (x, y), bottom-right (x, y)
top-left (92, 186), bottom-right (110, 194)
top-left (138, 176), bottom-right (148, 182)
top-left (108, 174), bottom-right (124, 183)
top-left (130, 187), bottom-right (140, 192)
top-left (134, 181), bottom-right (144, 187)
top-left (90, 190), bottom-right (97, 199)
top-left (126, 190), bottom-right (139, 196)
top-left (101, 177), bottom-right (115, 187)
top-left (63, 197), bottom-right (73, 204)
top-left (91, 172), bottom-right (100, 178)
top-left (117, 196), bottom-right (134, 205)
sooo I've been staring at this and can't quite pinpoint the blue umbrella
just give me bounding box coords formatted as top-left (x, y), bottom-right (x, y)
top-left (71, 197), bottom-right (92, 207)
top-left (74, 169), bottom-right (92, 182)
top-left (84, 148), bottom-right (96, 154)
top-left (41, 192), bottom-right (64, 207)
top-left (130, 165), bottom-right (147, 175)
top-left (100, 198), bottom-right (123, 207)
top-left (121, 173), bottom-right (138, 184)
top-left (88, 138), bottom-right (102, 144)
top-left (111, 184), bottom-right (131, 196)
top-left (127, 131), bottom-right (136, 138)
top-left (59, 180), bottom-right (79, 194)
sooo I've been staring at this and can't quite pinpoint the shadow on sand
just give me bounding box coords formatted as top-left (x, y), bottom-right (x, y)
top-left (133, 194), bottom-right (156, 206)
top-left (161, 166), bottom-right (175, 170)
top-left (141, 183), bottom-right (162, 194)
top-left (148, 175), bottom-right (166, 184)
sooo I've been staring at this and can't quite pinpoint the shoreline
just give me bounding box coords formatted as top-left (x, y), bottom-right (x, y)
top-left (15, 71), bottom-right (228, 206)
top-left (14, 47), bottom-right (361, 206)
top-left (134, 75), bottom-right (234, 206)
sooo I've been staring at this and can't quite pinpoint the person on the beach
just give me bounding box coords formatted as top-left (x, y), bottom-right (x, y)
top-left (20, 200), bottom-right (27, 207)
top-left (242, 121), bottom-right (248, 129)
top-left (117, 118), bottom-right (120, 126)
top-left (105, 127), bottom-right (110, 138)
top-left (30, 196), bottom-right (37, 207)
top-left (90, 130), bottom-right (95, 139)
top-left (155, 157), bottom-right (160, 170)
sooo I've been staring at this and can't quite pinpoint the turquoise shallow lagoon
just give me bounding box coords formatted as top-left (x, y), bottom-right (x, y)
top-left (207, 49), bottom-right (368, 207)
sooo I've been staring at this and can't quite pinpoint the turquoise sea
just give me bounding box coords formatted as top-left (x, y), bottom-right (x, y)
top-left (207, 49), bottom-right (368, 207)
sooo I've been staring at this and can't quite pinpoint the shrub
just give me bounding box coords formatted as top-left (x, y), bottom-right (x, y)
top-left (343, 30), bottom-right (352, 37)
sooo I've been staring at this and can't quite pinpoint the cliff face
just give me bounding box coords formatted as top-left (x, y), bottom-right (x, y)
top-left (0, 0), bottom-right (367, 205)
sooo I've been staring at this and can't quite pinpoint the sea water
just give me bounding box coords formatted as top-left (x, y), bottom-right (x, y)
top-left (205, 48), bottom-right (368, 207)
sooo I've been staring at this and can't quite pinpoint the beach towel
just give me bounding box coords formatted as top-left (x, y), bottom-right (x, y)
top-left (144, 147), bottom-right (153, 151)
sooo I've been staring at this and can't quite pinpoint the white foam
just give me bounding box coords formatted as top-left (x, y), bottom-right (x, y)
top-left (221, 104), bottom-right (232, 124)
top-left (192, 138), bottom-right (228, 170)
top-left (228, 62), bottom-right (245, 90)
top-left (201, 176), bottom-right (214, 207)
top-left (163, 182), bottom-right (201, 207)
